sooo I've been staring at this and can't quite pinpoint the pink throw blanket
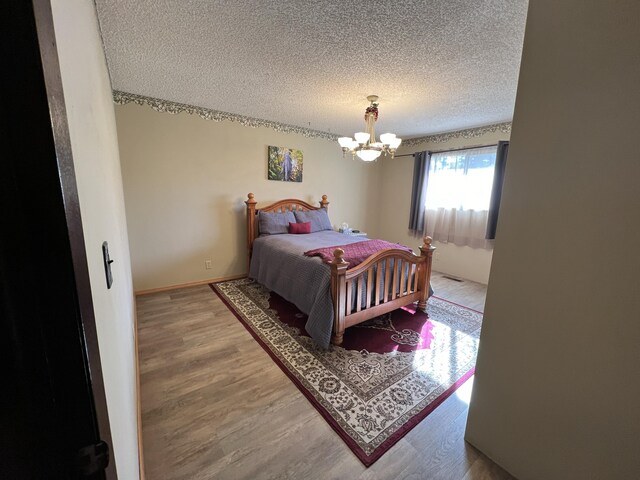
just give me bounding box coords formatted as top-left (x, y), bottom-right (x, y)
top-left (304, 239), bottom-right (412, 267)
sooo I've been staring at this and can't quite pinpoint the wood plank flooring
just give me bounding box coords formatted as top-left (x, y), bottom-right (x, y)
top-left (136, 272), bottom-right (514, 480)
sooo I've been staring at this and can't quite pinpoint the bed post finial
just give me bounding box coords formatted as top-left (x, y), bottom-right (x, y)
top-left (320, 194), bottom-right (329, 210)
top-left (245, 193), bottom-right (258, 274)
top-left (419, 236), bottom-right (435, 260)
top-left (332, 248), bottom-right (346, 264)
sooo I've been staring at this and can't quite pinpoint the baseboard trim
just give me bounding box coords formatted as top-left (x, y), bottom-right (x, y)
top-left (133, 296), bottom-right (145, 479)
top-left (135, 274), bottom-right (247, 296)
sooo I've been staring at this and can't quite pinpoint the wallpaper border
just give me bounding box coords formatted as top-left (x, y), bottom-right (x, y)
top-left (112, 90), bottom-right (340, 141)
top-left (401, 122), bottom-right (512, 147)
top-left (112, 90), bottom-right (511, 145)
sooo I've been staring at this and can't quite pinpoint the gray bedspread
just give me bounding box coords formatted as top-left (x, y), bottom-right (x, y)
top-left (249, 231), bottom-right (367, 348)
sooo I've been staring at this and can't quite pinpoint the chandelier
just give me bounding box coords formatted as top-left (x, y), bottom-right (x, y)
top-left (338, 95), bottom-right (402, 161)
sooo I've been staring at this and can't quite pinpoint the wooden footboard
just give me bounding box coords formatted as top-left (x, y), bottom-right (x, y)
top-left (330, 237), bottom-right (435, 345)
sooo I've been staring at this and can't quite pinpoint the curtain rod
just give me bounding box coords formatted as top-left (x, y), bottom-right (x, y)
top-left (394, 143), bottom-right (499, 158)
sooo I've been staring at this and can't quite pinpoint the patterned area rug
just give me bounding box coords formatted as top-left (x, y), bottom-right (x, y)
top-left (210, 278), bottom-right (482, 466)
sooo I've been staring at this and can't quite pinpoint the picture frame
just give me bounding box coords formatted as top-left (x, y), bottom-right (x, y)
top-left (267, 146), bottom-right (303, 182)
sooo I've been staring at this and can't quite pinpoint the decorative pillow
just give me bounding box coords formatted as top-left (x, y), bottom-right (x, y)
top-left (293, 209), bottom-right (333, 233)
top-left (258, 210), bottom-right (296, 235)
top-left (288, 222), bottom-right (311, 234)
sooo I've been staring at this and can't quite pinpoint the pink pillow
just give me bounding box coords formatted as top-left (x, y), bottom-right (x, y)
top-left (288, 222), bottom-right (311, 234)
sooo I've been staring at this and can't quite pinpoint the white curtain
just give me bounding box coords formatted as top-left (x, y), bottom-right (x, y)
top-left (424, 208), bottom-right (493, 249)
top-left (423, 146), bottom-right (497, 250)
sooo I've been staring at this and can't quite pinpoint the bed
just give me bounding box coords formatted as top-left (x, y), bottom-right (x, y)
top-left (245, 193), bottom-right (435, 348)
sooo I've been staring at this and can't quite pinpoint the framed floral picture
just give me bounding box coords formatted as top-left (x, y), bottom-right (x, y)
top-left (268, 146), bottom-right (303, 182)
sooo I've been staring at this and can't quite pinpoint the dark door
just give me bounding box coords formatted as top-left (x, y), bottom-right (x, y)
top-left (0, 1), bottom-right (117, 478)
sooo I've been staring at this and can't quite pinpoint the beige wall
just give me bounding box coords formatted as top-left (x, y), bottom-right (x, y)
top-left (116, 104), bottom-right (381, 292)
top-left (377, 130), bottom-right (509, 284)
top-left (117, 101), bottom-right (510, 291)
top-left (465, 1), bottom-right (640, 479)
top-left (51, 1), bottom-right (139, 478)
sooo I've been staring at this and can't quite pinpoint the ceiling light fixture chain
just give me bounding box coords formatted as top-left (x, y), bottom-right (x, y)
top-left (338, 95), bottom-right (402, 162)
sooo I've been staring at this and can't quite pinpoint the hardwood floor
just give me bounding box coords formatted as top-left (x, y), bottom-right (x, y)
top-left (430, 271), bottom-right (489, 312)
top-left (136, 272), bottom-right (514, 480)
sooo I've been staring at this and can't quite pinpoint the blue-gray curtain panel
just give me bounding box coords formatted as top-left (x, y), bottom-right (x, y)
top-left (486, 141), bottom-right (509, 239)
top-left (408, 151), bottom-right (431, 236)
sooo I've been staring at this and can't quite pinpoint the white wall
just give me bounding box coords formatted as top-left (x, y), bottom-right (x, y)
top-left (377, 130), bottom-right (509, 284)
top-left (116, 103), bottom-right (381, 292)
top-left (465, 1), bottom-right (640, 478)
top-left (51, 1), bottom-right (139, 478)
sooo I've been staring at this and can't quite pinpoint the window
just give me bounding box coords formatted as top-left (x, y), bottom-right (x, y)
top-left (423, 145), bottom-right (498, 249)
top-left (425, 146), bottom-right (497, 211)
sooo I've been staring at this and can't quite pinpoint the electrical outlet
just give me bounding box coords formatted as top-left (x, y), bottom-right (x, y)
top-left (205, 260), bottom-right (212, 269)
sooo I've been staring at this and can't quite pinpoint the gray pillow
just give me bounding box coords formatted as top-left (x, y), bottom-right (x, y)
top-left (293, 209), bottom-right (332, 233)
top-left (258, 210), bottom-right (296, 235)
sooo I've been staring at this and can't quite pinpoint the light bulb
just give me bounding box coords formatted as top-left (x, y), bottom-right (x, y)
top-left (356, 149), bottom-right (382, 162)
top-left (338, 137), bottom-right (353, 148)
top-left (379, 133), bottom-right (396, 145)
top-left (389, 137), bottom-right (402, 149)
top-left (354, 132), bottom-right (370, 144)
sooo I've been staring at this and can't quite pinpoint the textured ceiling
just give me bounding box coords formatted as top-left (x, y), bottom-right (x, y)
top-left (95, 0), bottom-right (528, 138)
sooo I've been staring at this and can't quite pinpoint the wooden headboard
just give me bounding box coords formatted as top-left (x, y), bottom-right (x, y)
top-left (244, 193), bottom-right (329, 272)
